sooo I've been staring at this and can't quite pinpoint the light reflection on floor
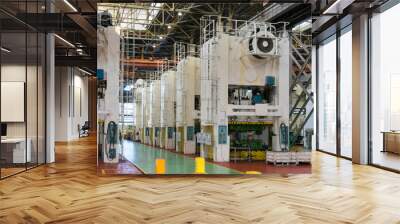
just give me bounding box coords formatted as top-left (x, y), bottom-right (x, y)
top-left (122, 140), bottom-right (241, 175)
top-left (372, 151), bottom-right (400, 171)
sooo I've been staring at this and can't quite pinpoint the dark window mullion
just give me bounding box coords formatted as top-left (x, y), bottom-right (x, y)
top-left (316, 45), bottom-right (320, 150)
top-left (0, 18), bottom-right (2, 179)
top-left (336, 29), bottom-right (341, 157)
top-left (44, 0), bottom-right (48, 164)
top-left (36, 0), bottom-right (39, 167)
top-left (25, 0), bottom-right (28, 171)
top-left (367, 11), bottom-right (373, 165)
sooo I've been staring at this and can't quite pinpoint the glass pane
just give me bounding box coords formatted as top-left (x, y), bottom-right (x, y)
top-left (38, 32), bottom-right (46, 165)
top-left (340, 28), bottom-right (352, 158)
top-left (0, 0), bottom-right (46, 178)
top-left (27, 31), bottom-right (38, 169)
top-left (26, 0), bottom-right (40, 169)
top-left (371, 4), bottom-right (400, 171)
top-left (318, 36), bottom-right (337, 154)
top-left (1, 30), bottom-right (27, 177)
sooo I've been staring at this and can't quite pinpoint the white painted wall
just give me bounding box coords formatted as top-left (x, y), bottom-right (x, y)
top-left (72, 73), bottom-right (89, 138)
top-left (1, 63), bottom-right (47, 164)
top-left (54, 67), bottom-right (89, 141)
top-left (1, 65), bottom-right (39, 136)
top-left (55, 67), bottom-right (69, 141)
top-left (1, 65), bottom-right (28, 140)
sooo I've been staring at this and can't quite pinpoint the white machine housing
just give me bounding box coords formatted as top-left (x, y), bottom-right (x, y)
top-left (176, 56), bottom-right (201, 154)
top-left (133, 79), bottom-right (144, 142)
top-left (97, 26), bottom-right (120, 163)
top-left (142, 83), bottom-right (152, 145)
top-left (200, 21), bottom-right (290, 162)
top-left (149, 80), bottom-right (161, 146)
top-left (248, 31), bottom-right (279, 58)
top-left (160, 70), bottom-right (176, 149)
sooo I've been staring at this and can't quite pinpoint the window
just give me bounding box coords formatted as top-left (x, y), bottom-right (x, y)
top-left (317, 35), bottom-right (337, 154)
top-left (370, 3), bottom-right (400, 171)
top-left (339, 27), bottom-right (352, 158)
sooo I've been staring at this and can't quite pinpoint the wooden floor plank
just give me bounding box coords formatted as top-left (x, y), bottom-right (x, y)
top-left (0, 135), bottom-right (400, 223)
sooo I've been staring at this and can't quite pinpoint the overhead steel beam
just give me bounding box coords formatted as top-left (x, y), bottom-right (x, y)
top-left (67, 13), bottom-right (97, 46)
top-left (322, 0), bottom-right (355, 15)
top-left (12, 13), bottom-right (96, 32)
top-left (67, 14), bottom-right (96, 35)
top-left (55, 55), bottom-right (96, 69)
top-left (98, 3), bottom-right (192, 13)
top-left (251, 3), bottom-right (297, 22)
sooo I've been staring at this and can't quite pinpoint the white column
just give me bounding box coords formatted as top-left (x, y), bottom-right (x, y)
top-left (352, 14), bottom-right (369, 164)
top-left (312, 45), bottom-right (317, 151)
top-left (46, 32), bottom-right (55, 163)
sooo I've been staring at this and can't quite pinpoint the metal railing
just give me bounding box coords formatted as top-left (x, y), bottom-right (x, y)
top-left (289, 31), bottom-right (313, 148)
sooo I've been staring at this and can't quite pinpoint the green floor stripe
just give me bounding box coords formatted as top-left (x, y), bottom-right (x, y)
top-left (122, 141), bottom-right (241, 175)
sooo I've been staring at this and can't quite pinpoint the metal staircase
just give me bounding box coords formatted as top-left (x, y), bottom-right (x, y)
top-left (289, 31), bottom-right (313, 148)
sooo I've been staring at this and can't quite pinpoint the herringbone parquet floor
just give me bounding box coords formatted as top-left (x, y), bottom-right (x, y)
top-left (1, 135), bottom-right (400, 224)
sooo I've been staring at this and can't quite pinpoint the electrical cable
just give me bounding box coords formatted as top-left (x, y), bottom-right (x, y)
top-left (105, 121), bottom-right (118, 161)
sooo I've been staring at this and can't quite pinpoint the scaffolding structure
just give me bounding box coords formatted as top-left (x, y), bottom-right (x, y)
top-left (174, 42), bottom-right (199, 62)
top-left (119, 30), bottom-right (136, 135)
top-left (200, 15), bottom-right (288, 45)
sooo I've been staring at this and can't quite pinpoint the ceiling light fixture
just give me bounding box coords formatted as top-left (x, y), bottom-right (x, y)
top-left (63, 0), bottom-right (78, 12)
top-left (159, 36), bottom-right (163, 40)
top-left (1, 47), bottom-right (11, 53)
top-left (322, 0), bottom-right (354, 15)
top-left (167, 25), bottom-right (172, 29)
top-left (178, 11), bottom-right (183, 16)
top-left (54, 34), bottom-right (75, 48)
top-left (152, 44), bottom-right (156, 48)
top-left (78, 67), bottom-right (92, 76)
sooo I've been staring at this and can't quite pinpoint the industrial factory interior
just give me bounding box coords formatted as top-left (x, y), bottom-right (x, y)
top-left (97, 3), bottom-right (313, 175)
top-left (1, 0), bottom-right (400, 222)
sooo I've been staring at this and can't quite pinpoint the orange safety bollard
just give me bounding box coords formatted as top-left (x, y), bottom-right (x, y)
top-left (245, 171), bottom-right (262, 175)
top-left (155, 158), bottom-right (166, 174)
top-left (194, 157), bottom-right (206, 174)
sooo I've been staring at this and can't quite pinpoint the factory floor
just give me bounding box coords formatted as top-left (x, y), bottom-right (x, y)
top-left (121, 140), bottom-right (240, 175)
top-left (100, 140), bottom-right (311, 175)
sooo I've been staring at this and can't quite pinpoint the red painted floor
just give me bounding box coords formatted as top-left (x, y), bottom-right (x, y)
top-left (213, 161), bottom-right (311, 174)
top-left (98, 158), bottom-right (144, 175)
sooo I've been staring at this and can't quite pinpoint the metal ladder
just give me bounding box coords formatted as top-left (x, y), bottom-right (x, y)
top-left (289, 32), bottom-right (313, 148)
